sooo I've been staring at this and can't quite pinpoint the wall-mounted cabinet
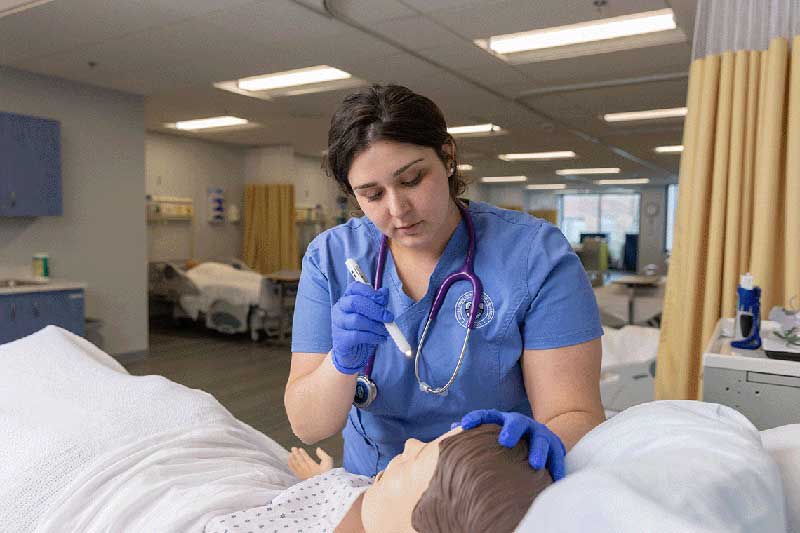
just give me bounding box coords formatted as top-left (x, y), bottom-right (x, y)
top-left (0, 111), bottom-right (62, 217)
top-left (0, 289), bottom-right (84, 344)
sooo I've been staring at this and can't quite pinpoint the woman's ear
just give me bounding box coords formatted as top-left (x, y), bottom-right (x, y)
top-left (441, 141), bottom-right (456, 175)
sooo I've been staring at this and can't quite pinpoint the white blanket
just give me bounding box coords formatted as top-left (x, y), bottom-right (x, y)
top-left (0, 327), bottom-right (296, 533)
top-left (1, 328), bottom-right (790, 533)
top-left (186, 262), bottom-right (263, 307)
top-left (517, 401), bottom-right (787, 532)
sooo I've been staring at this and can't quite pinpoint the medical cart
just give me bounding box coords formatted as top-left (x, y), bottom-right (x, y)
top-left (703, 318), bottom-right (800, 430)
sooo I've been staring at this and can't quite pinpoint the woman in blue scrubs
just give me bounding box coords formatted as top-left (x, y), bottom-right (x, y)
top-left (285, 84), bottom-right (605, 480)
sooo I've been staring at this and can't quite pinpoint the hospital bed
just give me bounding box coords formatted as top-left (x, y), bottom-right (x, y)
top-left (599, 325), bottom-right (659, 416)
top-left (2, 327), bottom-right (798, 532)
top-left (148, 259), bottom-right (291, 341)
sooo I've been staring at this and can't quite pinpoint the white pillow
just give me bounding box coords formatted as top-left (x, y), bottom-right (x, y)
top-left (762, 424), bottom-right (800, 533)
top-left (516, 401), bottom-right (786, 533)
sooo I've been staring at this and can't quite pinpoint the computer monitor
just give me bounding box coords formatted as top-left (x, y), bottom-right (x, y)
top-left (580, 232), bottom-right (608, 243)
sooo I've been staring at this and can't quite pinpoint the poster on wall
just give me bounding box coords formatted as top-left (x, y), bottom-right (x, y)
top-left (207, 187), bottom-right (225, 224)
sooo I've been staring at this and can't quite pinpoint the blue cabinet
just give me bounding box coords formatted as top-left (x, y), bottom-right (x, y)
top-left (0, 111), bottom-right (62, 216)
top-left (0, 289), bottom-right (84, 345)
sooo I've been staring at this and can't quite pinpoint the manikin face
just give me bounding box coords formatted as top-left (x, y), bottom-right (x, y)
top-left (347, 140), bottom-right (456, 252)
top-left (361, 427), bottom-right (462, 533)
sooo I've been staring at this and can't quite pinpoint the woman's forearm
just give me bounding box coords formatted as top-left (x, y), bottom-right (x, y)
top-left (543, 409), bottom-right (606, 451)
top-left (284, 352), bottom-right (358, 444)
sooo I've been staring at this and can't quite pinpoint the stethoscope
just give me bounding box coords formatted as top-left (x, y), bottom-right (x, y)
top-left (354, 201), bottom-right (483, 409)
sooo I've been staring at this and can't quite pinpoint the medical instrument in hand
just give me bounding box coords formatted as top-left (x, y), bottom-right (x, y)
top-left (732, 273), bottom-right (762, 350)
top-left (330, 282), bottom-right (392, 376)
top-left (374, 201), bottom-right (483, 398)
top-left (345, 259), bottom-right (413, 358)
top-left (340, 264), bottom-right (398, 409)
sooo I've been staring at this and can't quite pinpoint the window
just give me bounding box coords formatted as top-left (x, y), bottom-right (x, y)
top-left (560, 194), bottom-right (599, 245)
top-left (666, 184), bottom-right (678, 252)
top-left (559, 192), bottom-right (641, 267)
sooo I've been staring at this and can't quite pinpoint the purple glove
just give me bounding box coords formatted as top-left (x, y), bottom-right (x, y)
top-left (460, 409), bottom-right (566, 481)
top-left (330, 282), bottom-right (394, 375)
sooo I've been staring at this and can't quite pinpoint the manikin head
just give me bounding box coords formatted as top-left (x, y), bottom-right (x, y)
top-left (361, 425), bottom-right (553, 533)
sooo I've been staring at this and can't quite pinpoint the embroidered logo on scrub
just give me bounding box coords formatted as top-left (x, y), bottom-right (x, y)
top-left (454, 291), bottom-right (494, 329)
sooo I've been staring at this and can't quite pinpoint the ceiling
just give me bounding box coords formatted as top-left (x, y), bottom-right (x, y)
top-left (0, 0), bottom-right (698, 186)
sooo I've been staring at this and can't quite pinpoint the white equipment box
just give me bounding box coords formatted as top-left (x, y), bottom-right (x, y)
top-left (703, 318), bottom-right (800, 430)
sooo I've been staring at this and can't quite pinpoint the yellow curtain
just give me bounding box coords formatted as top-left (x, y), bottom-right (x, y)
top-left (656, 36), bottom-right (800, 400)
top-left (242, 184), bottom-right (299, 274)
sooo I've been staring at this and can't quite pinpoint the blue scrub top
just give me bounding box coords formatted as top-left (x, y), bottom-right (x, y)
top-left (291, 201), bottom-right (602, 476)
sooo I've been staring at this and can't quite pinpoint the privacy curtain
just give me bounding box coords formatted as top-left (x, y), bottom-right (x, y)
top-left (243, 184), bottom-right (299, 274)
top-left (656, 0), bottom-right (800, 400)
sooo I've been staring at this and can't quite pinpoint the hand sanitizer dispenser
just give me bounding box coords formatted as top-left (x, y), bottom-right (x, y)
top-left (731, 272), bottom-right (762, 350)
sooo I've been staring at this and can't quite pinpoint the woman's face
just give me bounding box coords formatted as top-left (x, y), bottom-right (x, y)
top-left (347, 140), bottom-right (455, 252)
top-left (361, 427), bottom-right (462, 532)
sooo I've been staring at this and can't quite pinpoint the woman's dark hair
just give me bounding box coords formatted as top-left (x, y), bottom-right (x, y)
top-left (411, 425), bottom-right (553, 533)
top-left (323, 84), bottom-right (467, 198)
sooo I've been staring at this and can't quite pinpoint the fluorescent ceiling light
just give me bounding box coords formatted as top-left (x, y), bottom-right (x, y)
top-left (238, 65), bottom-right (350, 91)
top-left (556, 167), bottom-right (620, 175)
top-left (448, 123), bottom-right (503, 136)
top-left (594, 178), bottom-right (650, 185)
top-left (498, 151), bottom-right (576, 161)
top-left (481, 176), bottom-right (527, 183)
top-left (173, 116), bottom-right (248, 131)
top-left (457, 164), bottom-right (474, 171)
top-left (485, 9), bottom-right (676, 55)
top-left (527, 184), bottom-right (567, 190)
top-left (654, 145), bottom-right (684, 153)
top-left (603, 107), bottom-right (687, 122)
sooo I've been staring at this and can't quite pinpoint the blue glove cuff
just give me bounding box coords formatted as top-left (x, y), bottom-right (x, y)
top-left (331, 344), bottom-right (373, 375)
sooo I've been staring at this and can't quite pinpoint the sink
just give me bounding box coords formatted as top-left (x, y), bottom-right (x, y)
top-left (0, 279), bottom-right (45, 288)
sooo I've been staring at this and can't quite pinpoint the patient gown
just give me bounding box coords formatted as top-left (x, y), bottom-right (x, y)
top-left (205, 468), bottom-right (371, 533)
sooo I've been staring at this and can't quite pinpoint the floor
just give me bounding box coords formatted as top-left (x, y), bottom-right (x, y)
top-left (123, 320), bottom-right (344, 466)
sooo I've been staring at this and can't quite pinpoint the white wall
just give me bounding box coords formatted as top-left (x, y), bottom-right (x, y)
top-left (294, 154), bottom-right (341, 215)
top-left (0, 67), bottom-right (147, 355)
top-left (244, 145), bottom-right (295, 185)
top-left (146, 133), bottom-right (246, 262)
top-left (244, 146), bottom-right (340, 222)
top-left (483, 184), bottom-right (525, 209)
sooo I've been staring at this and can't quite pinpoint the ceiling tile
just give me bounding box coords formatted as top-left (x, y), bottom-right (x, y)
top-left (329, 0), bottom-right (415, 23)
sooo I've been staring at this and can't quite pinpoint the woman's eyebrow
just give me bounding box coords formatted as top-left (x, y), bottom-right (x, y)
top-left (352, 158), bottom-right (424, 191)
top-left (392, 158), bottom-right (424, 177)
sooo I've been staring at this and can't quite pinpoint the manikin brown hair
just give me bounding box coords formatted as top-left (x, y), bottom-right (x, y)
top-left (411, 425), bottom-right (552, 533)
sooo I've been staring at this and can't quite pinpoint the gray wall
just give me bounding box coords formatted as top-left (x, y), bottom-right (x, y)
top-left (244, 145), bottom-right (341, 223)
top-left (0, 67), bottom-right (147, 355)
top-left (146, 133), bottom-right (246, 262)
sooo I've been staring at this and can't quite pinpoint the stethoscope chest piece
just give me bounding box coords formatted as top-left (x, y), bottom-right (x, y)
top-left (354, 374), bottom-right (378, 409)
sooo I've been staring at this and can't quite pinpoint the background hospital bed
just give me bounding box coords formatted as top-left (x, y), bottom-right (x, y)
top-left (2, 327), bottom-right (798, 533)
top-left (599, 325), bottom-right (659, 416)
top-left (148, 259), bottom-right (292, 341)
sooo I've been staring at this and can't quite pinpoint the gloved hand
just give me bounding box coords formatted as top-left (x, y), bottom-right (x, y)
top-left (330, 281), bottom-right (394, 375)
top-left (459, 409), bottom-right (566, 481)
